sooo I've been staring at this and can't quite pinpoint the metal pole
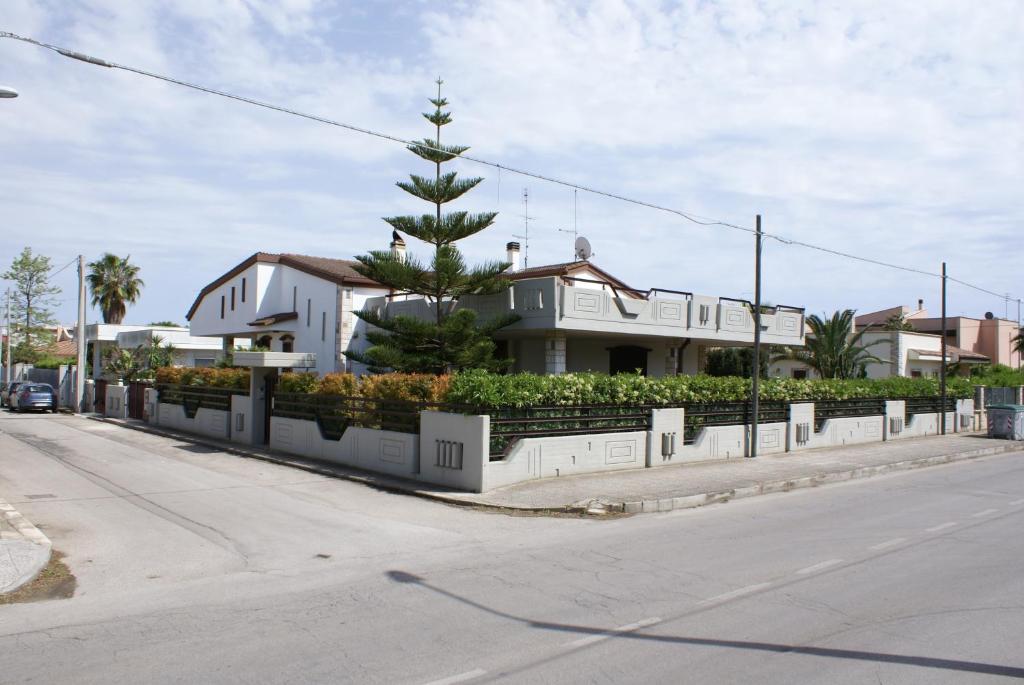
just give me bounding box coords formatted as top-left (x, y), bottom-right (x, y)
top-left (1018, 298), bottom-right (1022, 371)
top-left (940, 261), bottom-right (947, 435)
top-left (76, 255), bottom-right (86, 412)
top-left (750, 214), bottom-right (762, 458)
top-left (4, 288), bottom-right (11, 385)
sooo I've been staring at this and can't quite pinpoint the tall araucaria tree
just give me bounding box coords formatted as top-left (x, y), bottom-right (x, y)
top-left (350, 79), bottom-right (517, 375)
top-left (87, 253), bottom-right (144, 324)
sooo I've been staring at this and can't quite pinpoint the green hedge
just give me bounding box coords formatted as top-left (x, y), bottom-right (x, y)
top-left (445, 370), bottom-right (973, 409)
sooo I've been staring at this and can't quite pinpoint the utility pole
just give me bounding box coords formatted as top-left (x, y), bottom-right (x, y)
top-left (76, 255), bottom-right (86, 412)
top-left (940, 262), bottom-right (947, 435)
top-left (4, 288), bottom-right (11, 385)
top-left (750, 214), bottom-right (763, 458)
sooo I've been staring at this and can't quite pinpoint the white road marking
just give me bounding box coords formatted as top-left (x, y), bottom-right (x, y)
top-left (795, 559), bottom-right (844, 575)
top-left (971, 508), bottom-right (998, 518)
top-left (869, 537), bottom-right (906, 551)
top-left (926, 522), bottom-right (957, 532)
top-left (1008, 498), bottom-right (1024, 506)
top-left (699, 582), bottom-right (772, 605)
top-left (564, 617), bottom-right (661, 648)
top-left (421, 668), bottom-right (487, 685)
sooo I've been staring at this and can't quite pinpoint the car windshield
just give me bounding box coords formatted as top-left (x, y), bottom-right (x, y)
top-left (23, 385), bottom-right (51, 393)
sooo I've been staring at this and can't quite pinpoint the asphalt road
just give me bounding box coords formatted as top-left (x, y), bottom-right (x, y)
top-left (1, 411), bottom-right (1023, 684)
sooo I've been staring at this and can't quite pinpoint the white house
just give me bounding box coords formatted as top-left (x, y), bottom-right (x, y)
top-left (86, 323), bottom-right (229, 378)
top-left (769, 329), bottom-right (988, 380)
top-left (186, 252), bottom-right (386, 376)
top-left (188, 245), bottom-right (808, 377)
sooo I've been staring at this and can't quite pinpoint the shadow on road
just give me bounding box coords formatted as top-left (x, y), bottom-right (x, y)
top-left (386, 570), bottom-right (1024, 679)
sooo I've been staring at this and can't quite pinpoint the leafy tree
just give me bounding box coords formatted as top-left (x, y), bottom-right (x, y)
top-left (87, 253), bottom-right (144, 324)
top-left (705, 347), bottom-right (772, 378)
top-left (882, 313), bottom-right (915, 331)
top-left (2, 247), bottom-right (61, 352)
top-left (149, 321), bottom-right (181, 328)
top-left (102, 335), bottom-right (177, 382)
top-left (773, 309), bottom-right (882, 379)
top-left (350, 79), bottom-right (517, 374)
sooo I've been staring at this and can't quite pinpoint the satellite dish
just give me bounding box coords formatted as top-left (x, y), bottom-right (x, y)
top-left (574, 236), bottom-right (592, 261)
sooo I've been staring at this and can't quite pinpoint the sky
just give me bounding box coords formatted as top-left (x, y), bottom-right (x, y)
top-left (1, 0), bottom-right (1022, 328)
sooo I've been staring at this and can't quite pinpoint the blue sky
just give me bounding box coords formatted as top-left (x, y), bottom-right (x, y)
top-left (1, 0), bottom-right (1021, 327)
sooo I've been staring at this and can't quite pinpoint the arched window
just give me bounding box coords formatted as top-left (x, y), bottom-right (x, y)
top-left (257, 335), bottom-right (272, 350)
top-left (281, 335), bottom-right (295, 353)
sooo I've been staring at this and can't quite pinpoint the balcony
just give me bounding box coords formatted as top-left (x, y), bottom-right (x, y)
top-left (456, 277), bottom-right (806, 346)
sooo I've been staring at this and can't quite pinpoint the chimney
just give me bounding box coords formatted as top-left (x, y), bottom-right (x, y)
top-left (506, 241), bottom-right (521, 272)
top-left (917, 298), bottom-right (924, 312)
top-left (390, 231), bottom-right (406, 262)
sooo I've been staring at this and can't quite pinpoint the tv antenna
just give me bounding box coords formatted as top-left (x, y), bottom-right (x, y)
top-left (574, 236), bottom-right (593, 261)
top-left (557, 189), bottom-right (579, 261)
top-left (512, 188), bottom-right (533, 268)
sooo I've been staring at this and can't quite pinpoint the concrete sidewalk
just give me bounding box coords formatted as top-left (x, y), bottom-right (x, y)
top-left (0, 498), bottom-right (52, 595)
top-left (445, 434), bottom-right (1023, 513)
top-left (92, 415), bottom-right (1022, 516)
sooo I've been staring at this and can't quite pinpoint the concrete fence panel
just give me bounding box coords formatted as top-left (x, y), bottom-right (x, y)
top-left (105, 385), bottom-right (128, 419)
top-left (230, 394), bottom-right (252, 445)
top-left (420, 411), bottom-right (488, 492)
top-left (157, 403), bottom-right (229, 440)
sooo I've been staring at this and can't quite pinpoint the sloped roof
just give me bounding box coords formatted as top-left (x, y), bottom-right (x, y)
top-left (186, 252), bottom-right (380, 320)
top-left (507, 260), bottom-right (638, 293)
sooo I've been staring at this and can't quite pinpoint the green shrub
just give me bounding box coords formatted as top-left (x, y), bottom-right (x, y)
top-left (444, 371), bottom-right (972, 409)
top-left (33, 356), bottom-right (76, 369)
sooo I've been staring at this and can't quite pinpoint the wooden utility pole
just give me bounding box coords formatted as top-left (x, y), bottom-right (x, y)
top-left (940, 261), bottom-right (947, 435)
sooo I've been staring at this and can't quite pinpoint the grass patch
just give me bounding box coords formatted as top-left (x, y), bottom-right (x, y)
top-left (0, 550), bottom-right (76, 604)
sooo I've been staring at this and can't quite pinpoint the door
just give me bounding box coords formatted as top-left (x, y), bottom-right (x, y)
top-left (608, 345), bottom-right (650, 376)
top-left (127, 381), bottom-right (149, 420)
top-left (94, 379), bottom-right (108, 414)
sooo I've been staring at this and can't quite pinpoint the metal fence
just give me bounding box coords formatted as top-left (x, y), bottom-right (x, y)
top-left (157, 384), bottom-right (248, 418)
top-left (904, 396), bottom-right (957, 422)
top-left (271, 393), bottom-right (457, 440)
top-left (811, 399), bottom-right (887, 432)
top-left (488, 405), bottom-right (652, 460)
top-left (682, 402), bottom-right (788, 444)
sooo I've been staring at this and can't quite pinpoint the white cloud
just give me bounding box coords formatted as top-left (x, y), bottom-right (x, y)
top-left (0, 0), bottom-right (1020, 326)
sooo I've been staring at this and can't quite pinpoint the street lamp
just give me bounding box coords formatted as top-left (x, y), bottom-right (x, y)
top-left (0, 86), bottom-right (18, 98)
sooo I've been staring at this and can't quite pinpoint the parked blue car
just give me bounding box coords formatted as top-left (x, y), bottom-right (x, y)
top-left (14, 383), bottom-right (59, 413)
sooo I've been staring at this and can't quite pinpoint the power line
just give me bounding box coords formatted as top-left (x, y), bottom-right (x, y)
top-left (1, 30), bottom-right (1017, 303)
top-left (48, 256), bottom-right (78, 278)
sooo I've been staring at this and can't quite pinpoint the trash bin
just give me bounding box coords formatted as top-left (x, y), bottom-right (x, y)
top-left (987, 404), bottom-right (1024, 440)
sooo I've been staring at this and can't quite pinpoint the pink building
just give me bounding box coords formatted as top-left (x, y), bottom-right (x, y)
top-left (856, 303), bottom-right (1022, 369)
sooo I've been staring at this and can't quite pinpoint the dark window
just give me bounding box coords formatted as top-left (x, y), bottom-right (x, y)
top-left (792, 368), bottom-right (808, 379)
top-left (257, 335), bottom-right (272, 349)
top-left (281, 335), bottom-right (294, 353)
top-left (293, 286), bottom-right (297, 312)
top-left (608, 345), bottom-right (649, 376)
top-left (220, 296), bottom-right (225, 319)
top-left (307, 298), bottom-right (311, 326)
top-left (241, 278), bottom-right (246, 302)
top-left (321, 312), bottom-right (326, 341)
top-left (230, 287), bottom-right (236, 311)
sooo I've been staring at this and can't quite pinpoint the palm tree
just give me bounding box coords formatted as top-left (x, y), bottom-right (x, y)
top-left (1013, 329), bottom-right (1024, 356)
top-left (774, 309), bottom-right (882, 379)
top-left (87, 253), bottom-right (144, 324)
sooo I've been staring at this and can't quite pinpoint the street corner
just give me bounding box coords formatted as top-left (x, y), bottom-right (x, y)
top-left (0, 497), bottom-right (53, 595)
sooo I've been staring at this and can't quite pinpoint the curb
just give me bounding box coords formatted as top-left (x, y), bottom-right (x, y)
top-left (0, 498), bottom-right (53, 595)
top-left (619, 443), bottom-right (1022, 514)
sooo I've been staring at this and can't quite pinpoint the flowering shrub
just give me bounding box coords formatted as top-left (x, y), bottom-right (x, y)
top-left (154, 366), bottom-right (249, 390)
